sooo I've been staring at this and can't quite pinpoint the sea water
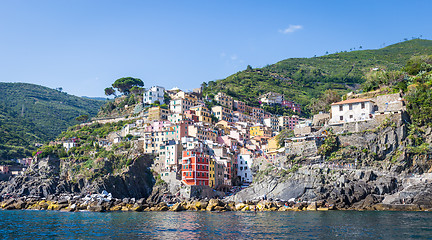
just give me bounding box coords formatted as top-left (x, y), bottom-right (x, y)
top-left (0, 210), bottom-right (431, 239)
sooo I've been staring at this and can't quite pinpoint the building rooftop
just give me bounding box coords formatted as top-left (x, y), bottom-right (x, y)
top-left (331, 98), bottom-right (371, 105)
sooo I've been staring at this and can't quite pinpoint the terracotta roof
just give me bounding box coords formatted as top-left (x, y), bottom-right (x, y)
top-left (331, 98), bottom-right (371, 105)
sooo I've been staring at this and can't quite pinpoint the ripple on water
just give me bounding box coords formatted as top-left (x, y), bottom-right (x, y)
top-left (0, 210), bottom-right (432, 239)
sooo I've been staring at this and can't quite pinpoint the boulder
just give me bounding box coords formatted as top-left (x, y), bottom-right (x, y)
top-left (1, 199), bottom-right (16, 208)
top-left (235, 203), bottom-right (247, 211)
top-left (306, 202), bottom-right (317, 211)
top-left (88, 204), bottom-right (106, 212)
top-left (195, 200), bottom-right (208, 210)
top-left (132, 204), bottom-right (143, 212)
top-left (109, 205), bottom-right (122, 211)
top-left (170, 202), bottom-right (185, 212)
top-left (206, 199), bottom-right (222, 211)
top-left (214, 206), bottom-right (226, 211)
top-left (14, 200), bottom-right (26, 209)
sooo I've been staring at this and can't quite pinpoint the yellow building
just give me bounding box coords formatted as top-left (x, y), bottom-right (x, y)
top-left (215, 92), bottom-right (234, 109)
top-left (209, 159), bottom-right (225, 188)
top-left (190, 105), bottom-right (212, 124)
top-left (266, 135), bottom-right (279, 156)
top-left (250, 124), bottom-right (272, 138)
top-left (209, 159), bottom-right (215, 188)
top-left (211, 106), bottom-right (233, 122)
top-left (148, 106), bottom-right (169, 121)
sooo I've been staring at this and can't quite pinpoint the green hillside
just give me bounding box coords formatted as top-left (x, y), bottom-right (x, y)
top-left (0, 82), bottom-right (105, 160)
top-left (203, 39), bottom-right (432, 115)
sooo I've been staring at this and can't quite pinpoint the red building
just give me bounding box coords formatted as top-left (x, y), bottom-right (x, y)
top-left (181, 150), bottom-right (210, 186)
top-left (184, 110), bottom-right (199, 122)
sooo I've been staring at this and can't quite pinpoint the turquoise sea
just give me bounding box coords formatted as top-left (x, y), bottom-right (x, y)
top-left (0, 210), bottom-right (431, 239)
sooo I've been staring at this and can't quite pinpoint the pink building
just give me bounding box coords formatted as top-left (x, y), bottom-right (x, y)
top-left (144, 120), bottom-right (172, 132)
top-left (281, 100), bottom-right (301, 113)
top-left (0, 166), bottom-right (9, 174)
top-left (217, 135), bottom-right (239, 150)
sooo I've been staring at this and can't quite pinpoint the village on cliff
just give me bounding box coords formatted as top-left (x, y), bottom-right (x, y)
top-left (0, 84), bottom-right (405, 200)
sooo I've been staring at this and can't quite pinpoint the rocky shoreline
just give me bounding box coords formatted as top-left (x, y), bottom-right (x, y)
top-left (0, 194), bottom-right (428, 213)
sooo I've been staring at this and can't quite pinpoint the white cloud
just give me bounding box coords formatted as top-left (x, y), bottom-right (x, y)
top-left (279, 25), bottom-right (303, 34)
top-left (230, 54), bottom-right (238, 60)
top-left (220, 52), bottom-right (226, 58)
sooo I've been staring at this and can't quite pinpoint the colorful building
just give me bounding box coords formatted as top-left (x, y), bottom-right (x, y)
top-left (190, 105), bottom-right (212, 124)
top-left (250, 124), bottom-right (272, 138)
top-left (181, 150), bottom-right (210, 186)
top-left (215, 92), bottom-right (234, 109)
top-left (170, 98), bottom-right (193, 114)
top-left (281, 100), bottom-right (301, 113)
top-left (212, 105), bottom-right (233, 122)
top-left (278, 115), bottom-right (299, 130)
top-left (147, 106), bottom-right (169, 121)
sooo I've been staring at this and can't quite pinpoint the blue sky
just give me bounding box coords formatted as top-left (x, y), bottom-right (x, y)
top-left (0, 0), bottom-right (430, 97)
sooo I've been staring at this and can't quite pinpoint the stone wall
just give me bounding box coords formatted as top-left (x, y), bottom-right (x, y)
top-left (285, 140), bottom-right (319, 157)
top-left (371, 93), bottom-right (405, 113)
top-left (294, 126), bottom-right (312, 136)
top-left (330, 119), bottom-right (380, 134)
top-left (313, 113), bottom-right (330, 126)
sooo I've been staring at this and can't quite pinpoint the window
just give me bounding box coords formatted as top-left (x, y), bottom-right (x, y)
top-left (361, 102), bottom-right (365, 109)
top-left (350, 115), bottom-right (353, 119)
top-left (340, 116), bottom-right (343, 121)
top-left (349, 104), bottom-right (353, 110)
top-left (339, 105), bottom-right (343, 111)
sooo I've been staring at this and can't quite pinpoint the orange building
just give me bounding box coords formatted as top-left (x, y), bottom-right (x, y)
top-left (181, 150), bottom-right (210, 186)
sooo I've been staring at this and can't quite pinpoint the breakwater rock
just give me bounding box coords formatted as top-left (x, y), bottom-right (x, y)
top-left (1, 194), bottom-right (428, 212)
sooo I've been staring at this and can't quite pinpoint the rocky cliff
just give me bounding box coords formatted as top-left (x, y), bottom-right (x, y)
top-left (228, 117), bottom-right (432, 210)
top-left (0, 154), bottom-right (155, 200)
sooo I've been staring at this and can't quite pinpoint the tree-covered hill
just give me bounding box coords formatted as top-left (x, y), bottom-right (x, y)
top-left (0, 82), bottom-right (106, 160)
top-left (203, 39), bottom-right (432, 115)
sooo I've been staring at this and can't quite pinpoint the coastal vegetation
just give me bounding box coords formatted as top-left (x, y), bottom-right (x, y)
top-left (203, 39), bottom-right (432, 116)
top-left (0, 83), bottom-right (105, 160)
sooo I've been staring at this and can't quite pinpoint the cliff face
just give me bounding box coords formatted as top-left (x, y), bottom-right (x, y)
top-left (229, 120), bottom-right (432, 209)
top-left (0, 154), bottom-right (155, 200)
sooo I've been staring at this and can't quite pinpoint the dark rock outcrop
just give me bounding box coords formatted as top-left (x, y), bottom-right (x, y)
top-left (0, 155), bottom-right (154, 200)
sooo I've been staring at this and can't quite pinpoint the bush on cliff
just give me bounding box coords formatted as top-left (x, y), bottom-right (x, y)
top-left (318, 133), bottom-right (339, 157)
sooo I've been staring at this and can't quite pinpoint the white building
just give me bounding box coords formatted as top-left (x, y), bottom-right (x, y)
top-left (62, 141), bottom-right (77, 152)
top-left (329, 98), bottom-right (374, 124)
top-left (170, 98), bottom-right (193, 114)
top-left (259, 92), bottom-right (284, 105)
top-left (168, 113), bottom-right (185, 124)
top-left (237, 154), bottom-right (253, 184)
top-left (143, 86), bottom-right (165, 105)
top-left (162, 141), bottom-right (182, 172)
top-left (263, 116), bottom-right (279, 132)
